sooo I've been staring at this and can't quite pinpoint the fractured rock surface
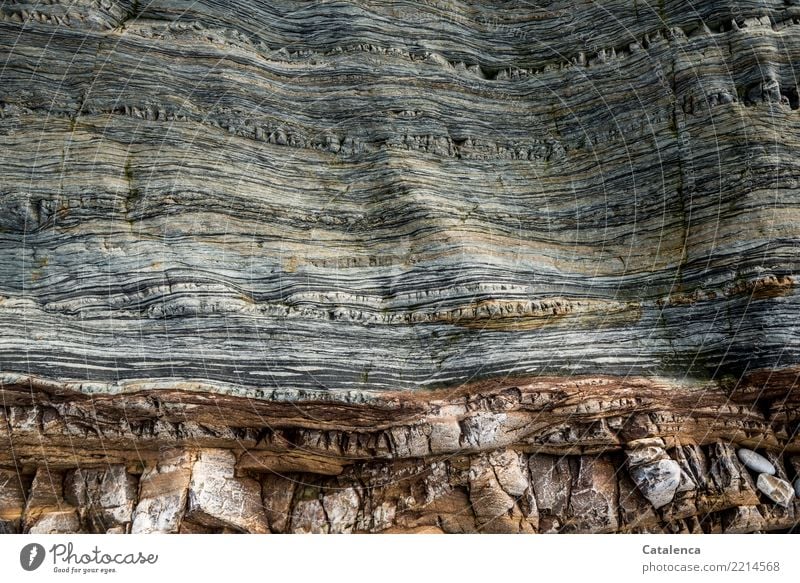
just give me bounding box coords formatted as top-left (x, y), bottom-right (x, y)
top-left (0, 440), bottom-right (797, 533)
top-left (186, 449), bottom-right (268, 534)
top-left (756, 474), bottom-right (795, 507)
top-left (627, 447), bottom-right (682, 510)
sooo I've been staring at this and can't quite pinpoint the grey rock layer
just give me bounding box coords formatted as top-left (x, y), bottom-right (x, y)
top-left (1, 0), bottom-right (800, 391)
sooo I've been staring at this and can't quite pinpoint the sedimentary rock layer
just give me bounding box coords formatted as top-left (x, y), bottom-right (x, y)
top-left (2, 370), bottom-right (800, 533)
top-left (2, 0), bottom-right (800, 533)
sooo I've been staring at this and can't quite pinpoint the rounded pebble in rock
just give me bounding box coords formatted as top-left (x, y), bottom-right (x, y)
top-left (736, 448), bottom-right (776, 475)
top-left (795, 478), bottom-right (800, 498)
top-left (756, 473), bottom-right (794, 507)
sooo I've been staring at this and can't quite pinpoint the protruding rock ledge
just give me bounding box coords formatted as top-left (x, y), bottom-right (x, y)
top-left (2, 369), bottom-right (798, 469)
top-left (1, 370), bottom-right (799, 533)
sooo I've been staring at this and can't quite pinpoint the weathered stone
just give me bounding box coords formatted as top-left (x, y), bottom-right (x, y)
top-left (565, 457), bottom-right (618, 533)
top-left (237, 450), bottom-right (345, 476)
top-left (323, 487), bottom-right (360, 534)
top-left (795, 478), bottom-right (800, 499)
top-left (261, 473), bottom-right (297, 533)
top-left (618, 474), bottom-right (660, 532)
top-left (756, 474), bottom-right (795, 507)
top-left (722, 505), bottom-right (765, 534)
top-left (186, 449), bottom-right (268, 534)
top-left (758, 502), bottom-right (797, 530)
top-left (708, 443), bottom-right (760, 509)
top-left (25, 468), bottom-right (63, 511)
top-left (629, 459), bottom-right (681, 510)
top-left (763, 451), bottom-right (789, 480)
top-left (626, 438), bottom-right (666, 449)
top-left (28, 510), bottom-right (80, 534)
top-left (788, 456), bottom-right (800, 477)
top-left (426, 488), bottom-right (476, 534)
top-left (488, 449), bottom-right (529, 498)
top-left (676, 469), bottom-right (697, 493)
top-left (737, 449), bottom-right (776, 475)
top-left (626, 446), bottom-right (669, 467)
top-left (131, 449), bottom-right (194, 534)
top-left (290, 498), bottom-right (329, 534)
top-left (369, 501), bottom-right (398, 533)
top-left (64, 465), bottom-right (137, 533)
top-left (0, 469), bottom-right (26, 533)
top-left (422, 460), bottom-right (453, 506)
top-left (23, 468), bottom-right (80, 533)
top-left (468, 456), bottom-right (517, 533)
top-left (661, 453), bottom-right (700, 519)
top-left (529, 454), bottom-right (571, 533)
top-left (674, 445), bottom-right (710, 491)
top-left (428, 420), bottom-right (462, 455)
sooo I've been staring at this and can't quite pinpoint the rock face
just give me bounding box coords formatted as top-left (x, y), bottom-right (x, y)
top-left (185, 450), bottom-right (268, 534)
top-left (1, 0), bottom-right (800, 533)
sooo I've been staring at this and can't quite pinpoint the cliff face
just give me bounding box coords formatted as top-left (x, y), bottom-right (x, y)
top-left (1, 0), bottom-right (800, 533)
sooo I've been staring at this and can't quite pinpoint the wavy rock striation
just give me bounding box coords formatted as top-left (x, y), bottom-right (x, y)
top-left (1, 0), bottom-right (800, 533)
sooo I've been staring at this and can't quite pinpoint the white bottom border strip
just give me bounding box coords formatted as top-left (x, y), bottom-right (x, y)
top-left (0, 534), bottom-right (797, 583)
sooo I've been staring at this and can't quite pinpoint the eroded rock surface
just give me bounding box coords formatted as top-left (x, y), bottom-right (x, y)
top-left (756, 474), bottom-right (795, 507)
top-left (1, 436), bottom-right (799, 533)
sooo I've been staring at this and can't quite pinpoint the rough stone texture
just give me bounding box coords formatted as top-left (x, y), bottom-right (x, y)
top-left (721, 505), bottom-right (765, 534)
top-left (131, 449), bottom-right (194, 534)
top-left (21, 468), bottom-right (80, 534)
top-left (529, 455), bottom-right (572, 533)
top-left (0, 442), bottom-right (798, 533)
top-left (564, 457), bottom-right (619, 533)
top-left (629, 456), bottom-right (682, 509)
top-left (756, 474), bottom-right (795, 507)
top-left (1, 0), bottom-right (800, 534)
top-left (707, 442), bottom-right (761, 511)
top-left (186, 449), bottom-right (268, 534)
top-left (64, 465), bottom-right (137, 533)
top-left (618, 474), bottom-right (660, 532)
top-left (0, 469), bottom-right (27, 534)
top-left (27, 511), bottom-right (81, 535)
top-left (468, 450), bottom-right (537, 533)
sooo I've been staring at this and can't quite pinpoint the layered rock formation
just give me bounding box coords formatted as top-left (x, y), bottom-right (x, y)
top-left (1, 0), bottom-right (800, 533)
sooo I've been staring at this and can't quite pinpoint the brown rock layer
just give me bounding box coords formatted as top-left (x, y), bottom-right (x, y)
top-left (2, 369), bottom-right (799, 533)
